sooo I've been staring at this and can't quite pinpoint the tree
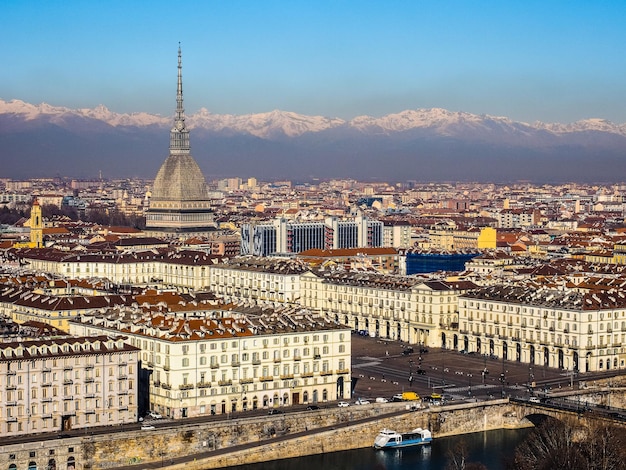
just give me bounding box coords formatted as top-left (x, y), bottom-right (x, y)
top-left (507, 417), bottom-right (626, 470)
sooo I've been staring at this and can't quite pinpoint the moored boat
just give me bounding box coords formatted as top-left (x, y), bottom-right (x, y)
top-left (373, 427), bottom-right (433, 449)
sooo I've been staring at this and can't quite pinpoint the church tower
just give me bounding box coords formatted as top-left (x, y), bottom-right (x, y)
top-left (145, 45), bottom-right (216, 238)
top-left (30, 199), bottom-right (43, 248)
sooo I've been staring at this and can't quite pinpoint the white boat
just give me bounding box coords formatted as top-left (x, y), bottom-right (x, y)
top-left (373, 427), bottom-right (433, 449)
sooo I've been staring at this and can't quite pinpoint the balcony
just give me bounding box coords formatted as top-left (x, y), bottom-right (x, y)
top-left (161, 383), bottom-right (172, 390)
top-left (273, 358), bottom-right (281, 363)
top-left (7, 370), bottom-right (16, 375)
top-left (163, 365), bottom-right (170, 371)
top-left (280, 374), bottom-right (294, 380)
top-left (63, 379), bottom-right (74, 385)
top-left (300, 372), bottom-right (314, 378)
top-left (179, 384), bottom-right (194, 390)
top-left (218, 380), bottom-right (232, 386)
top-left (42, 367), bottom-right (52, 373)
top-left (42, 413), bottom-right (53, 419)
top-left (41, 382), bottom-right (52, 387)
top-left (336, 368), bottom-right (350, 375)
top-left (63, 396), bottom-right (73, 400)
top-left (197, 382), bottom-right (211, 388)
top-left (210, 363), bottom-right (219, 369)
top-left (259, 376), bottom-right (273, 382)
top-left (231, 361), bottom-right (241, 367)
top-left (63, 366), bottom-right (73, 371)
top-left (313, 355), bottom-right (321, 360)
top-left (6, 401), bottom-right (17, 406)
top-left (320, 370), bottom-right (333, 376)
top-left (85, 377), bottom-right (95, 383)
top-left (240, 378), bottom-right (253, 384)
top-left (42, 397), bottom-right (53, 402)
top-left (252, 359), bottom-right (261, 365)
top-left (85, 393), bottom-right (95, 399)
top-left (85, 364), bottom-right (95, 370)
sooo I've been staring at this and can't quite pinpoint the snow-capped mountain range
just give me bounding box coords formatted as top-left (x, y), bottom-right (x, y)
top-left (2, 99), bottom-right (625, 139)
top-left (2, 98), bottom-right (626, 183)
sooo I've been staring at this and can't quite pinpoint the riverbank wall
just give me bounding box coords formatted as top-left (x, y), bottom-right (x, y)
top-left (1, 400), bottom-right (537, 470)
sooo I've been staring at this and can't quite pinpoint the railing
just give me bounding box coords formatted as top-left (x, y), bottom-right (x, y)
top-left (240, 378), bottom-right (253, 384)
top-left (218, 380), bottom-right (232, 386)
top-left (280, 374), bottom-right (294, 380)
top-left (336, 368), bottom-right (350, 374)
top-left (259, 376), bottom-right (273, 382)
top-left (161, 383), bottom-right (171, 390)
top-left (300, 372), bottom-right (314, 378)
top-left (179, 384), bottom-right (194, 390)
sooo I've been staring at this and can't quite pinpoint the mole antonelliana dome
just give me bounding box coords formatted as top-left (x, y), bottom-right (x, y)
top-left (151, 154), bottom-right (209, 202)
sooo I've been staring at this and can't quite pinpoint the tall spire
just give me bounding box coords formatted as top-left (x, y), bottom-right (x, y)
top-left (170, 43), bottom-right (190, 155)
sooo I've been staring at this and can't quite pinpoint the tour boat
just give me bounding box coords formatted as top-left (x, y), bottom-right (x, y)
top-left (374, 428), bottom-right (433, 449)
top-left (373, 427), bottom-right (433, 449)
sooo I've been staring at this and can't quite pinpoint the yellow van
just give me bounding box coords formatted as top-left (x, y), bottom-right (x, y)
top-left (402, 391), bottom-right (420, 401)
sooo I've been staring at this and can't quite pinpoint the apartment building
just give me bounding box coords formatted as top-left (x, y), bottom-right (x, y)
top-left (70, 305), bottom-right (351, 418)
top-left (209, 257), bottom-right (308, 303)
top-left (458, 284), bottom-right (626, 373)
top-left (0, 335), bottom-right (139, 437)
top-left (300, 270), bottom-right (477, 348)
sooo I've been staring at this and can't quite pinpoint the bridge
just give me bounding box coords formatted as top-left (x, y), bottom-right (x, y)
top-left (428, 395), bottom-right (626, 437)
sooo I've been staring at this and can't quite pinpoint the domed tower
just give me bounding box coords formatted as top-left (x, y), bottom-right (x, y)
top-left (145, 46), bottom-right (215, 237)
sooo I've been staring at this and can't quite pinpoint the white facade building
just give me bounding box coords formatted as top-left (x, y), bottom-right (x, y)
top-left (0, 335), bottom-right (139, 437)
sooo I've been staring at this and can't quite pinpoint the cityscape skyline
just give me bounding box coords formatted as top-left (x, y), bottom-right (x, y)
top-left (2, 1), bottom-right (626, 124)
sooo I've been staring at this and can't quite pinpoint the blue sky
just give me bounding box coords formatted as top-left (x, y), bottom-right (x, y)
top-left (2, 0), bottom-right (626, 123)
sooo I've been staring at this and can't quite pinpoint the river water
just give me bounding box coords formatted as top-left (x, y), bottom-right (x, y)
top-left (231, 428), bottom-right (533, 470)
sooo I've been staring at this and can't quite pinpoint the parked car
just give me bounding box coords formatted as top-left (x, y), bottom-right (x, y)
top-left (268, 409), bottom-right (284, 415)
top-left (338, 401), bottom-right (350, 407)
top-left (402, 347), bottom-right (414, 356)
top-left (306, 405), bottom-right (320, 411)
top-left (375, 397), bottom-right (389, 403)
top-left (148, 411), bottom-right (163, 419)
top-left (529, 396), bottom-right (541, 403)
top-left (141, 425), bottom-right (155, 430)
top-left (416, 368), bottom-right (426, 375)
top-left (354, 398), bottom-right (370, 405)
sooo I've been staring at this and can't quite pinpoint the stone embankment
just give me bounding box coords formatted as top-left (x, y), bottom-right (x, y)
top-left (1, 400), bottom-right (536, 470)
